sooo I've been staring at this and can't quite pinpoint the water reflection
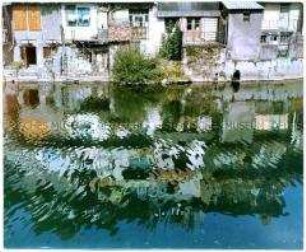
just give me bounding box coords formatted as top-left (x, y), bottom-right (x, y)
top-left (4, 81), bottom-right (303, 248)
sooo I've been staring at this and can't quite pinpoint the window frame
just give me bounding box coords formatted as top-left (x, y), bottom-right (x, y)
top-left (187, 17), bottom-right (201, 31)
top-left (243, 11), bottom-right (251, 22)
top-left (129, 12), bottom-right (149, 28)
top-left (66, 5), bottom-right (91, 27)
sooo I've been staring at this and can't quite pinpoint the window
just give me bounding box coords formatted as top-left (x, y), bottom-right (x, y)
top-left (280, 33), bottom-right (291, 43)
top-left (129, 11), bottom-right (149, 27)
top-left (187, 17), bottom-right (200, 30)
top-left (13, 4), bottom-right (41, 31)
top-left (28, 5), bottom-right (41, 30)
top-left (260, 35), bottom-right (267, 43)
top-left (243, 11), bottom-right (251, 22)
top-left (66, 5), bottom-right (90, 27)
top-left (43, 46), bottom-right (57, 58)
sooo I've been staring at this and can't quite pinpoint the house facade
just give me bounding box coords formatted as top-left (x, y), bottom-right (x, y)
top-left (157, 2), bottom-right (225, 46)
top-left (259, 2), bottom-right (303, 60)
top-left (11, 3), bottom-right (62, 69)
top-left (4, 1), bottom-right (304, 81)
top-left (222, 1), bottom-right (264, 61)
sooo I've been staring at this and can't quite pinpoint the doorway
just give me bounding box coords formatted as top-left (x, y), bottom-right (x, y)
top-left (21, 46), bottom-right (37, 67)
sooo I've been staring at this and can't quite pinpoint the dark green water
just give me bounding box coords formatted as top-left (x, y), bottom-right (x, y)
top-left (4, 81), bottom-right (303, 249)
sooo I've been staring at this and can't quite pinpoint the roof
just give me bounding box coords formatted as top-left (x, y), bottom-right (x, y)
top-left (157, 2), bottom-right (220, 17)
top-left (222, 1), bottom-right (264, 10)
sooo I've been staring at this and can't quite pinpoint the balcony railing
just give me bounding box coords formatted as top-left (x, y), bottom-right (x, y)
top-left (130, 27), bottom-right (147, 41)
top-left (103, 25), bottom-right (148, 42)
top-left (183, 31), bottom-right (226, 46)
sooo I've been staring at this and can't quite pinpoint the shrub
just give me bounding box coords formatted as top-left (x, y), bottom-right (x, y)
top-left (112, 47), bottom-right (163, 86)
top-left (159, 24), bottom-right (183, 61)
top-left (11, 61), bottom-right (24, 70)
top-left (159, 60), bottom-right (186, 81)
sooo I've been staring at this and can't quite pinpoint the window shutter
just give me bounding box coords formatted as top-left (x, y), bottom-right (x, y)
top-left (12, 4), bottom-right (27, 30)
top-left (28, 5), bottom-right (41, 31)
top-left (202, 18), bottom-right (218, 41)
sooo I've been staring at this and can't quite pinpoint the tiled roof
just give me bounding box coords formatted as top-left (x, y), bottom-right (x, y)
top-left (222, 1), bottom-right (264, 10)
top-left (157, 2), bottom-right (220, 17)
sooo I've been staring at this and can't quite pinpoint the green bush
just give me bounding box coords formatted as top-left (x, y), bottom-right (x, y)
top-left (112, 47), bottom-right (163, 86)
top-left (11, 61), bottom-right (24, 70)
top-left (159, 24), bottom-right (183, 61)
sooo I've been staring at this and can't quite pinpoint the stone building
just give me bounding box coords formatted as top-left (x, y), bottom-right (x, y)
top-left (157, 2), bottom-right (225, 46)
top-left (3, 1), bottom-right (304, 82)
top-left (259, 2), bottom-right (303, 60)
top-left (222, 1), bottom-right (264, 61)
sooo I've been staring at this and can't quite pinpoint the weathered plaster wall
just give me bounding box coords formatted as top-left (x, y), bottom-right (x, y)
top-left (140, 5), bottom-right (165, 56)
top-left (227, 12), bottom-right (263, 61)
top-left (261, 3), bottom-right (280, 30)
top-left (261, 3), bottom-right (303, 32)
top-left (41, 4), bottom-right (62, 41)
top-left (97, 7), bottom-right (108, 29)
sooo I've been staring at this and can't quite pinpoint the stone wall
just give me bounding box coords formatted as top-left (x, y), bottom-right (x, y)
top-left (183, 44), bottom-right (303, 82)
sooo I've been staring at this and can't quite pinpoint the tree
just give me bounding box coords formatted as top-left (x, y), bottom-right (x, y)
top-left (159, 24), bottom-right (183, 61)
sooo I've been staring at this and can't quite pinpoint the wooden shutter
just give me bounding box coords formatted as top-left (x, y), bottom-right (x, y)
top-left (202, 18), bottom-right (218, 41)
top-left (12, 4), bottom-right (27, 30)
top-left (28, 5), bottom-right (41, 31)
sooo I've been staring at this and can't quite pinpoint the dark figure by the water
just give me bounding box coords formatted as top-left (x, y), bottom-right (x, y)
top-left (231, 70), bottom-right (241, 93)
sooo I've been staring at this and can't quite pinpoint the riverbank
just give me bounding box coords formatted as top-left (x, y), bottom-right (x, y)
top-left (2, 75), bottom-right (303, 87)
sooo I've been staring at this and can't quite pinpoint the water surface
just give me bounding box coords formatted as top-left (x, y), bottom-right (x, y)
top-left (4, 81), bottom-right (303, 249)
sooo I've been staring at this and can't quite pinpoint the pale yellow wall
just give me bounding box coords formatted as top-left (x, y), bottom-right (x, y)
top-left (261, 4), bottom-right (280, 30)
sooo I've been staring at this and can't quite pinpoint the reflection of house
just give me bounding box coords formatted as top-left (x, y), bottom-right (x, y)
top-left (222, 101), bottom-right (255, 143)
top-left (255, 114), bottom-right (288, 130)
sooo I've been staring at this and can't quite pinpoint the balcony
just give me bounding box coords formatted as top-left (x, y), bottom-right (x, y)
top-left (183, 31), bottom-right (226, 46)
top-left (70, 26), bottom-right (148, 45)
top-left (107, 25), bottom-right (148, 42)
